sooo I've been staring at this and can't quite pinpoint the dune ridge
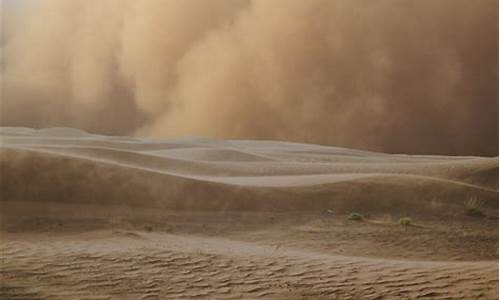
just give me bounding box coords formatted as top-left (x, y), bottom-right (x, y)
top-left (1, 127), bottom-right (498, 214)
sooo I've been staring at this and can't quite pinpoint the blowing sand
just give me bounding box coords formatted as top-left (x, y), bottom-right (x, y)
top-left (0, 127), bottom-right (498, 299)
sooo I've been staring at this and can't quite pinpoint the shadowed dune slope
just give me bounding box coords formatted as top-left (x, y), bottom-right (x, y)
top-left (0, 127), bottom-right (497, 214)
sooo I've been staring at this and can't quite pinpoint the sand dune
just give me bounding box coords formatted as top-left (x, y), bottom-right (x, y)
top-left (0, 127), bottom-right (498, 299)
top-left (0, 127), bottom-right (497, 212)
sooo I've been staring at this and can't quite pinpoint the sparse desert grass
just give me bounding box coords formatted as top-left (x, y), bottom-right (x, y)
top-left (348, 213), bottom-right (363, 221)
top-left (465, 197), bottom-right (485, 218)
top-left (399, 217), bottom-right (412, 227)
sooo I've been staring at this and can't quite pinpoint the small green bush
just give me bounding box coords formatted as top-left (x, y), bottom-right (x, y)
top-left (465, 197), bottom-right (485, 218)
top-left (466, 207), bottom-right (485, 218)
top-left (399, 217), bottom-right (412, 226)
top-left (348, 213), bottom-right (363, 221)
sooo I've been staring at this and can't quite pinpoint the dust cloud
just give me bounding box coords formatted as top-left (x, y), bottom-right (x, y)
top-left (1, 0), bottom-right (498, 155)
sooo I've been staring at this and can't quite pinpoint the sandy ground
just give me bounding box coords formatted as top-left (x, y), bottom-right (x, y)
top-left (0, 127), bottom-right (498, 299)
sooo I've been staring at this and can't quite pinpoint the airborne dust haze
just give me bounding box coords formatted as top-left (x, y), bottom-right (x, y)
top-left (1, 0), bottom-right (498, 155)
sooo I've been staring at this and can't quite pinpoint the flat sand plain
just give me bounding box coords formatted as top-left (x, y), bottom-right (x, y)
top-left (0, 127), bottom-right (498, 299)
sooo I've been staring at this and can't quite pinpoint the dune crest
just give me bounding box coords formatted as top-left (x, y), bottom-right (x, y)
top-left (0, 127), bottom-right (497, 215)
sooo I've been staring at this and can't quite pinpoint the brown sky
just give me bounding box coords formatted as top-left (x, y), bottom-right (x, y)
top-left (1, 0), bottom-right (498, 156)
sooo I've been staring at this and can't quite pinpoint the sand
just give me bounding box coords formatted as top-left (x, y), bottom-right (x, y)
top-left (0, 127), bottom-right (498, 299)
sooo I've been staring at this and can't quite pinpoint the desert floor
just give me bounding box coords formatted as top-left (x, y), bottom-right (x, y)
top-left (0, 127), bottom-right (498, 299)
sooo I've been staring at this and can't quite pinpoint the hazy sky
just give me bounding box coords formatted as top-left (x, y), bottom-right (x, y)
top-left (1, 0), bottom-right (498, 155)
